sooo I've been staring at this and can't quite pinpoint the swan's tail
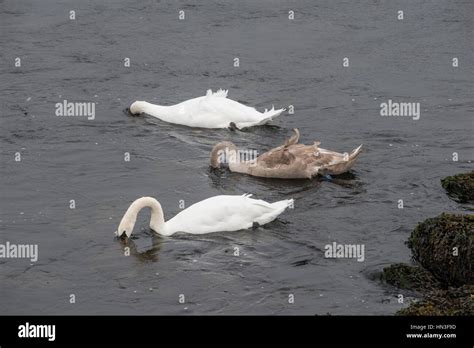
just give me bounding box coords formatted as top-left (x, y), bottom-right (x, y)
top-left (257, 106), bottom-right (286, 125)
top-left (236, 106), bottom-right (285, 129)
top-left (255, 198), bottom-right (293, 226)
top-left (341, 144), bottom-right (363, 171)
top-left (265, 198), bottom-right (294, 225)
top-left (316, 144), bottom-right (363, 176)
top-left (271, 198), bottom-right (294, 216)
top-left (349, 144), bottom-right (363, 161)
top-left (233, 105), bottom-right (286, 129)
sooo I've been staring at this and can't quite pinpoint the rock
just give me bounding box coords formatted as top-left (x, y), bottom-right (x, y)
top-left (397, 285), bottom-right (474, 316)
top-left (407, 213), bottom-right (473, 286)
top-left (441, 172), bottom-right (474, 203)
top-left (381, 263), bottom-right (441, 292)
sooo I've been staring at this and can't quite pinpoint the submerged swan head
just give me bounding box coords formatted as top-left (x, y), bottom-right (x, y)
top-left (117, 197), bottom-right (165, 238)
top-left (129, 101), bottom-right (148, 115)
top-left (210, 141), bottom-right (238, 168)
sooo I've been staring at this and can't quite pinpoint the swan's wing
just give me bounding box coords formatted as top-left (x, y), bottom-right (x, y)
top-left (174, 89), bottom-right (283, 128)
top-left (258, 142), bottom-right (314, 167)
top-left (284, 129), bottom-right (300, 146)
top-left (258, 148), bottom-right (298, 168)
top-left (206, 88), bottom-right (228, 98)
top-left (249, 145), bottom-right (313, 178)
top-left (165, 195), bottom-right (287, 234)
top-left (254, 142), bottom-right (333, 178)
top-left (251, 134), bottom-right (362, 177)
top-left (257, 129), bottom-right (301, 163)
top-left (195, 91), bottom-right (263, 125)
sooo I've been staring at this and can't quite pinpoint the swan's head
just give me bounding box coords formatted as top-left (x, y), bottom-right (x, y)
top-left (210, 141), bottom-right (238, 168)
top-left (116, 214), bottom-right (136, 239)
top-left (129, 101), bottom-right (147, 115)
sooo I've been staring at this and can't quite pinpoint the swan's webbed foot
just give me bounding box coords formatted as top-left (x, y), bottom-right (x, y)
top-left (322, 174), bottom-right (333, 181)
top-left (252, 222), bottom-right (261, 229)
top-left (228, 122), bottom-right (238, 131)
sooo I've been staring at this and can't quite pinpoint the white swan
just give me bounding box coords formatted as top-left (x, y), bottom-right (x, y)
top-left (129, 89), bottom-right (285, 129)
top-left (116, 194), bottom-right (294, 237)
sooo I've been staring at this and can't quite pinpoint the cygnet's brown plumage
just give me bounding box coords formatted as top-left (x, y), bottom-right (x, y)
top-left (210, 129), bottom-right (363, 179)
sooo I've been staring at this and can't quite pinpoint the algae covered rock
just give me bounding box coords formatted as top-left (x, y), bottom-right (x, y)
top-left (397, 285), bottom-right (474, 316)
top-left (407, 213), bottom-right (473, 286)
top-left (441, 172), bottom-right (474, 203)
top-left (381, 263), bottom-right (441, 292)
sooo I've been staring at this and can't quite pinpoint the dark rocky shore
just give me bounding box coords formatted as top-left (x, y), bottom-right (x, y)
top-left (381, 173), bottom-right (473, 315)
top-left (441, 171), bottom-right (474, 204)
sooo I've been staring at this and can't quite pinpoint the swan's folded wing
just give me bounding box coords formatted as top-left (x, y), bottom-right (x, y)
top-left (284, 129), bottom-right (300, 146)
top-left (165, 195), bottom-right (279, 234)
top-left (197, 93), bottom-right (262, 125)
top-left (258, 148), bottom-right (297, 168)
top-left (205, 89), bottom-right (228, 98)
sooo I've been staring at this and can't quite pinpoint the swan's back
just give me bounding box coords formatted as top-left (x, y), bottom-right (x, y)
top-left (165, 194), bottom-right (293, 235)
top-left (176, 95), bottom-right (263, 128)
top-left (133, 89), bottom-right (284, 129)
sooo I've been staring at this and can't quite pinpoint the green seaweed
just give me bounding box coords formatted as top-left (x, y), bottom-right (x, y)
top-left (441, 172), bottom-right (474, 203)
top-left (381, 263), bottom-right (441, 292)
top-left (407, 213), bottom-right (473, 286)
top-left (397, 285), bottom-right (474, 316)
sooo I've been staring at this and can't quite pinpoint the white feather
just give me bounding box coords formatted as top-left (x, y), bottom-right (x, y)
top-left (117, 195), bottom-right (293, 237)
top-left (129, 89), bottom-right (285, 129)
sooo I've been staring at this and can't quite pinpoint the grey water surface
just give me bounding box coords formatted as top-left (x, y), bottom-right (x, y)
top-left (0, 0), bottom-right (473, 315)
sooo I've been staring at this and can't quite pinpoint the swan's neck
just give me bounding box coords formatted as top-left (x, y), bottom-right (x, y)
top-left (224, 144), bottom-right (253, 174)
top-left (144, 102), bottom-right (176, 121)
top-left (210, 141), bottom-right (237, 168)
top-left (122, 197), bottom-right (167, 236)
top-left (209, 141), bottom-right (252, 174)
